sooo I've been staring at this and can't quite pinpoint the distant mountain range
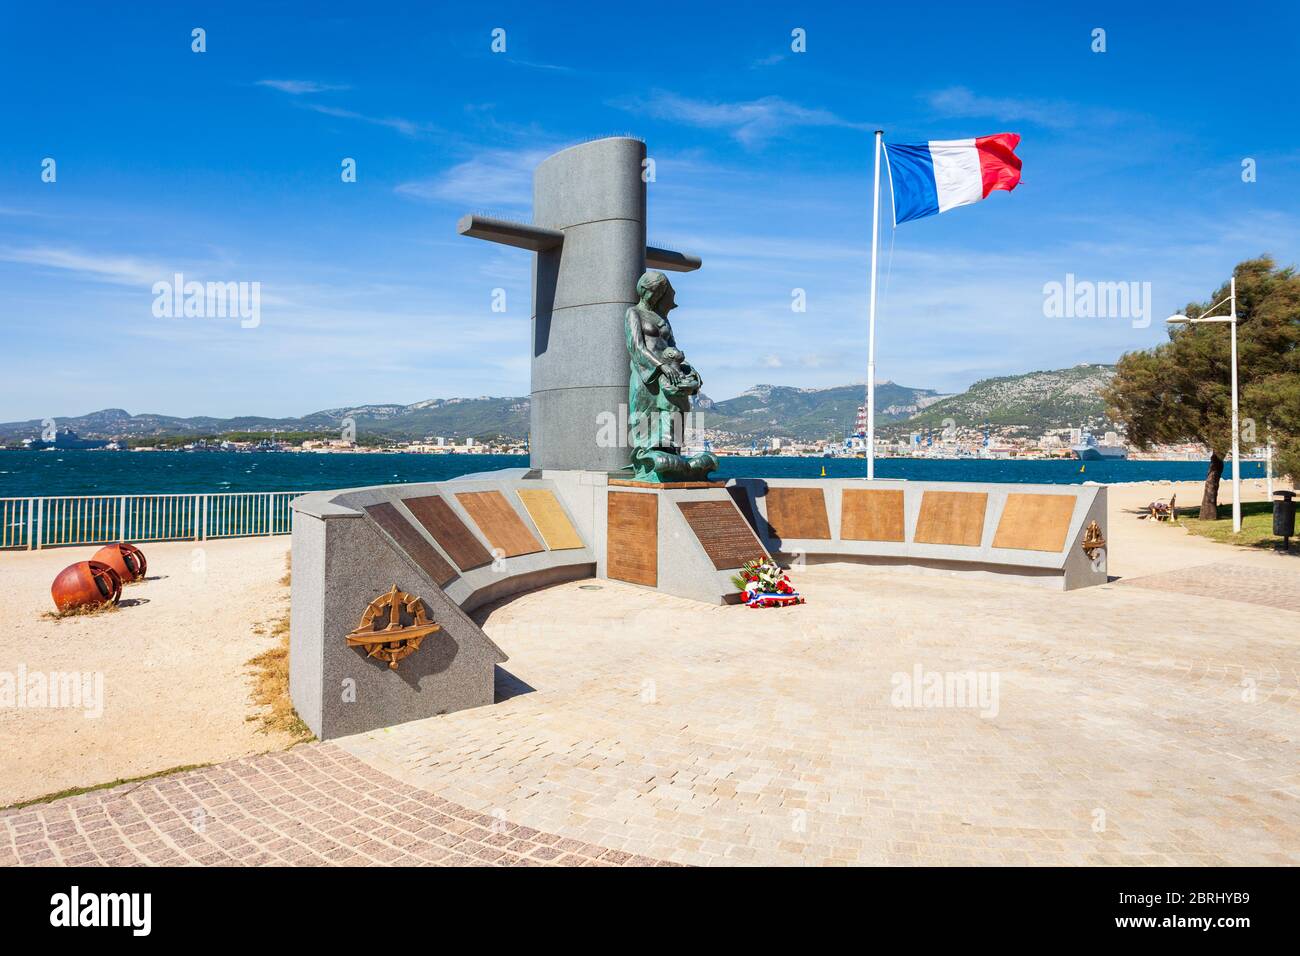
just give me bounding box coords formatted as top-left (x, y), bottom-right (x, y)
top-left (876, 364), bottom-right (1116, 438)
top-left (0, 398), bottom-right (531, 444)
top-left (699, 381), bottom-right (949, 440)
top-left (0, 365), bottom-right (1117, 445)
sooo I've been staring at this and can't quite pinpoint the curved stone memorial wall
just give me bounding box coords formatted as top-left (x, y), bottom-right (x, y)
top-left (289, 472), bottom-right (597, 740)
top-left (291, 470), bottom-right (1107, 740)
top-left (729, 477), bottom-right (1108, 591)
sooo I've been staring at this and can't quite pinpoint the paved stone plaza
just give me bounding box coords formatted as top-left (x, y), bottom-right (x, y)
top-left (0, 745), bottom-right (663, 866)
top-left (1119, 561), bottom-right (1300, 613)
top-left (339, 563), bottom-right (1299, 866)
top-left (6, 545), bottom-right (1295, 867)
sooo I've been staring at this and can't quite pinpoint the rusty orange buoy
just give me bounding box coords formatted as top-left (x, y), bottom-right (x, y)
top-left (92, 542), bottom-right (147, 582)
top-left (51, 560), bottom-right (122, 613)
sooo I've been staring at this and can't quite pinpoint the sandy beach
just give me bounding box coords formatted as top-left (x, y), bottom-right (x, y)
top-left (0, 536), bottom-right (296, 806)
top-left (0, 476), bottom-right (1292, 809)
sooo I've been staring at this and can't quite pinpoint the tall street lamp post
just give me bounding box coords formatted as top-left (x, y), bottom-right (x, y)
top-left (1167, 276), bottom-right (1242, 533)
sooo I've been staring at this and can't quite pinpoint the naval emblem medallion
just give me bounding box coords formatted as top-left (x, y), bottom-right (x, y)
top-left (345, 584), bottom-right (442, 670)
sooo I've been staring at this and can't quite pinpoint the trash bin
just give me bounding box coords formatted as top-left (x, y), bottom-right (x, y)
top-left (1273, 490), bottom-right (1297, 550)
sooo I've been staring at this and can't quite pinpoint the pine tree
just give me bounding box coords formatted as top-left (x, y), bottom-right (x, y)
top-left (1104, 257), bottom-right (1300, 519)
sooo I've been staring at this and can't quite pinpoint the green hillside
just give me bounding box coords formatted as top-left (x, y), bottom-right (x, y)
top-left (880, 364), bottom-right (1117, 437)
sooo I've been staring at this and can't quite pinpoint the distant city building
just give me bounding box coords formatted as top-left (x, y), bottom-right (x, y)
top-left (301, 439), bottom-right (357, 452)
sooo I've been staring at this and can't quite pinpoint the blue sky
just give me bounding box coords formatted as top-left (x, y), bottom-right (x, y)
top-left (1, 1), bottom-right (1297, 421)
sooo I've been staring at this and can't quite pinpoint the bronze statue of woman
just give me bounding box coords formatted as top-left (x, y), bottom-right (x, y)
top-left (625, 270), bottom-right (718, 482)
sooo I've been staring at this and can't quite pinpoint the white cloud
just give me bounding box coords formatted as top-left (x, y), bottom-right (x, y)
top-left (256, 79), bottom-right (349, 95)
top-left (670, 233), bottom-right (867, 265)
top-left (0, 245), bottom-right (296, 309)
top-left (254, 79), bottom-right (433, 137)
top-left (618, 91), bottom-right (871, 146)
top-left (303, 103), bottom-right (436, 138)
top-left (0, 246), bottom-right (165, 286)
top-left (508, 59), bottom-right (574, 73)
top-left (395, 147), bottom-right (553, 208)
top-left (926, 86), bottom-right (1124, 130)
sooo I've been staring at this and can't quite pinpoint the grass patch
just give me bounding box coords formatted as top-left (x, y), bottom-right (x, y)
top-left (1175, 500), bottom-right (1293, 551)
top-left (40, 601), bottom-right (120, 622)
top-left (245, 555), bottom-right (312, 741)
top-left (3, 762), bottom-right (213, 811)
top-left (245, 613), bottom-right (311, 741)
top-left (279, 549), bottom-right (291, 588)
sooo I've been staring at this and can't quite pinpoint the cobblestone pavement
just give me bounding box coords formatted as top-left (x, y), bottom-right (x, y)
top-left (1118, 561), bottom-right (1300, 613)
top-left (337, 565), bottom-right (1299, 866)
top-left (0, 746), bottom-right (667, 866)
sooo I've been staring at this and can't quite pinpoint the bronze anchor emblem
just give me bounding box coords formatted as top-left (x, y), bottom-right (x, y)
top-left (345, 585), bottom-right (441, 670)
top-left (1081, 520), bottom-right (1106, 560)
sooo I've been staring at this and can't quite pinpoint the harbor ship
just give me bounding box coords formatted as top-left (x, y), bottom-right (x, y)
top-left (1071, 431), bottom-right (1128, 461)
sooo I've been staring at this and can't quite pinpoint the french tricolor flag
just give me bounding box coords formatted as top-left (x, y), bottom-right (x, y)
top-left (884, 134), bottom-right (1022, 225)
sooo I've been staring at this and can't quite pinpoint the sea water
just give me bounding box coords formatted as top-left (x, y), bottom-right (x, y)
top-left (0, 450), bottom-right (1265, 498)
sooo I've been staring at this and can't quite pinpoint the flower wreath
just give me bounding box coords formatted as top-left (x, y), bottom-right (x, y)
top-left (730, 557), bottom-right (805, 608)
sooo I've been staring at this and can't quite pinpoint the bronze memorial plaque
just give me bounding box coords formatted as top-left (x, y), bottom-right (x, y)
top-left (515, 488), bottom-right (584, 550)
top-left (913, 491), bottom-right (988, 547)
top-left (992, 493), bottom-right (1077, 552)
top-left (607, 492), bottom-right (657, 586)
top-left (677, 500), bottom-right (766, 570)
top-left (764, 486), bottom-right (832, 540)
top-left (363, 502), bottom-right (458, 586)
top-left (402, 494), bottom-right (494, 571)
top-left (840, 488), bottom-right (906, 542)
top-left (454, 490), bottom-right (544, 558)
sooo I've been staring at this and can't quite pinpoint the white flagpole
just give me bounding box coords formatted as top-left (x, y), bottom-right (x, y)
top-left (866, 130), bottom-right (883, 480)
top-left (1229, 275), bottom-right (1241, 533)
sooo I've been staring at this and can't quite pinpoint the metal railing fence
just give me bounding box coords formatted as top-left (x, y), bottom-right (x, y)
top-left (0, 491), bottom-right (304, 550)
